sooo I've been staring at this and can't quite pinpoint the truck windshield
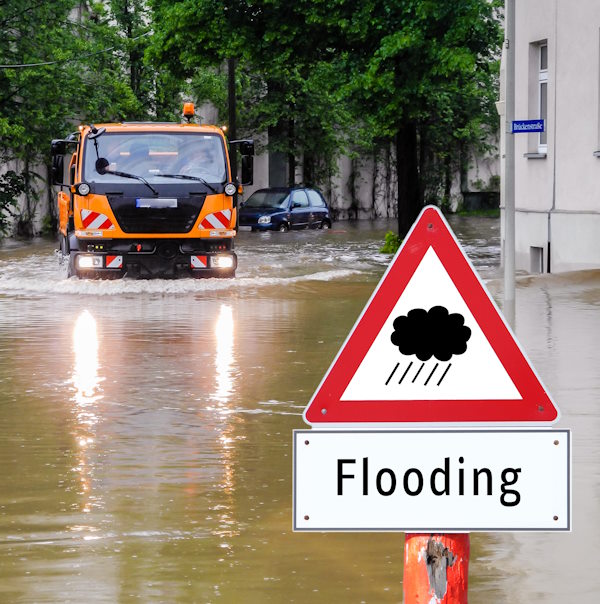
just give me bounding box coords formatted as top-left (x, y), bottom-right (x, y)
top-left (83, 132), bottom-right (227, 184)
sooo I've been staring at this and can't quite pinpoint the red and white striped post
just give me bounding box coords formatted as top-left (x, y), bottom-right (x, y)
top-left (403, 533), bottom-right (469, 603)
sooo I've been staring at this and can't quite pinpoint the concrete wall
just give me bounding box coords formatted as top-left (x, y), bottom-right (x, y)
top-left (500, 0), bottom-right (600, 273)
top-left (1, 159), bottom-right (51, 237)
top-left (242, 141), bottom-right (498, 221)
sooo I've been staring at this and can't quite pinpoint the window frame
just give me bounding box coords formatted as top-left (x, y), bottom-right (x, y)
top-left (290, 189), bottom-right (309, 208)
top-left (538, 43), bottom-right (548, 153)
top-left (306, 189), bottom-right (326, 208)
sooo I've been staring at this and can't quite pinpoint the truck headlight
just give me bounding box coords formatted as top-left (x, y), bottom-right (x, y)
top-left (211, 255), bottom-right (235, 269)
top-left (75, 182), bottom-right (90, 196)
top-left (77, 255), bottom-right (103, 269)
top-left (258, 215), bottom-right (271, 224)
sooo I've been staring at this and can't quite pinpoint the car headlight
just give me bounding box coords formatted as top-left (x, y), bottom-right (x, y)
top-left (258, 215), bottom-right (271, 224)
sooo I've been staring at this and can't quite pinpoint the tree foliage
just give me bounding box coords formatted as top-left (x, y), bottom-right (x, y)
top-left (330, 0), bottom-right (503, 232)
top-left (0, 0), bottom-right (183, 236)
top-left (1, 0), bottom-right (502, 238)
top-left (150, 0), bottom-right (356, 185)
top-left (151, 0), bottom-right (502, 231)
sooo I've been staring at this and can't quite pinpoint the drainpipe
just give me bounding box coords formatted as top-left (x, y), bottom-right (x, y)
top-left (504, 0), bottom-right (516, 328)
top-left (548, 0), bottom-right (558, 273)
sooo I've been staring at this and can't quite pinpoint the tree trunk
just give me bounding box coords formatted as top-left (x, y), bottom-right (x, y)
top-left (288, 118), bottom-right (295, 186)
top-left (304, 152), bottom-right (315, 187)
top-left (396, 122), bottom-right (420, 236)
top-left (444, 154), bottom-right (452, 205)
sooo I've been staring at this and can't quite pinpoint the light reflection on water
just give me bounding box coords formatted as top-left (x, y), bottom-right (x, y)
top-left (1, 218), bottom-right (596, 602)
top-left (214, 304), bottom-right (234, 405)
top-left (71, 310), bottom-right (102, 516)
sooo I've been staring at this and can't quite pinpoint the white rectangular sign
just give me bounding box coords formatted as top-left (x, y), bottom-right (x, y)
top-left (293, 430), bottom-right (570, 532)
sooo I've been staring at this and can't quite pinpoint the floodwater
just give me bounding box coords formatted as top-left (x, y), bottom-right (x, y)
top-left (0, 216), bottom-right (597, 603)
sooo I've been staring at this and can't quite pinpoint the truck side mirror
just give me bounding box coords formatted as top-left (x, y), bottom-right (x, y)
top-left (95, 157), bottom-right (109, 175)
top-left (241, 155), bottom-right (253, 186)
top-left (240, 140), bottom-right (254, 156)
top-left (51, 139), bottom-right (67, 156)
top-left (51, 155), bottom-right (65, 185)
top-left (230, 139), bottom-right (255, 156)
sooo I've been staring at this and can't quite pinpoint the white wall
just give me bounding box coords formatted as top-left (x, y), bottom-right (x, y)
top-left (501, 0), bottom-right (600, 273)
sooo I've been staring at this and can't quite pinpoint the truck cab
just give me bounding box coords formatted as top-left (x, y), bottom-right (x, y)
top-left (51, 107), bottom-right (253, 278)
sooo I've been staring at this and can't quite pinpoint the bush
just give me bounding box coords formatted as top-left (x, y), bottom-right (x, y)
top-left (380, 230), bottom-right (402, 254)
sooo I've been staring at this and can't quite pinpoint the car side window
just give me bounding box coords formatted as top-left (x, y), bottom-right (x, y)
top-left (307, 190), bottom-right (326, 207)
top-left (290, 190), bottom-right (309, 208)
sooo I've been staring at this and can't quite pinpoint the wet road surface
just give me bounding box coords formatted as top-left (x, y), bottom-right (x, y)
top-left (0, 216), bottom-right (597, 602)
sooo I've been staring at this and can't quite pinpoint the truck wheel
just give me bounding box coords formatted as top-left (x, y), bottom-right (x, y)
top-left (59, 233), bottom-right (69, 255)
top-left (67, 252), bottom-right (78, 278)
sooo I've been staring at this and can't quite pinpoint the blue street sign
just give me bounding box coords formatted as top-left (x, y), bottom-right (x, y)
top-left (512, 119), bottom-right (544, 134)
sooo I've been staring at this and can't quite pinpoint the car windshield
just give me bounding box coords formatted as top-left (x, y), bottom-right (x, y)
top-left (82, 132), bottom-right (227, 184)
top-left (244, 191), bottom-right (290, 208)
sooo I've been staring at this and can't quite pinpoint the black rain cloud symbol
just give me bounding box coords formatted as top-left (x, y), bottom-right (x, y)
top-left (386, 306), bottom-right (472, 387)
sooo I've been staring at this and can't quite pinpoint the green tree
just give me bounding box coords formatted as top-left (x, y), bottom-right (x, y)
top-left (150, 0), bottom-right (354, 186)
top-left (334, 0), bottom-right (502, 233)
top-left (0, 0), bottom-right (183, 237)
top-left (150, 0), bottom-right (501, 228)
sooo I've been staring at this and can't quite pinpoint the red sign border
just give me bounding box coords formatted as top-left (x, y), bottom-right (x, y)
top-left (303, 206), bottom-right (559, 425)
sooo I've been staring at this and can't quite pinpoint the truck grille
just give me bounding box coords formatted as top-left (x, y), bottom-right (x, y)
top-left (108, 196), bottom-right (205, 234)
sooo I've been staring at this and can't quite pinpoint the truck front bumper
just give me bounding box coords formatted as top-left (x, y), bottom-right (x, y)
top-left (69, 242), bottom-right (237, 279)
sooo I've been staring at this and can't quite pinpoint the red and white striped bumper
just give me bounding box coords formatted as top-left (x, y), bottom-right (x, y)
top-left (81, 210), bottom-right (115, 230)
top-left (106, 255), bottom-right (123, 269)
top-left (190, 255), bottom-right (208, 269)
top-left (199, 209), bottom-right (232, 230)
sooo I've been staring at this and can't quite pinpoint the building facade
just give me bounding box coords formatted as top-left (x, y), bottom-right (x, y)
top-left (499, 0), bottom-right (600, 273)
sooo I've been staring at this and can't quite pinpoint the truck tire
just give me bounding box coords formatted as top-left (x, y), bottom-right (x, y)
top-left (67, 252), bottom-right (78, 278)
top-left (59, 233), bottom-right (69, 256)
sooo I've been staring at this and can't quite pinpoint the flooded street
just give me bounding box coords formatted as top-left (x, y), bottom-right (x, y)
top-left (0, 216), bottom-right (597, 603)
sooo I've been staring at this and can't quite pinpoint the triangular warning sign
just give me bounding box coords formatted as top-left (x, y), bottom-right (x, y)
top-left (304, 206), bottom-right (559, 425)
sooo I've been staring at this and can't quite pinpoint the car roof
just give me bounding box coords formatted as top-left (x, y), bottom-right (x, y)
top-left (251, 187), bottom-right (321, 194)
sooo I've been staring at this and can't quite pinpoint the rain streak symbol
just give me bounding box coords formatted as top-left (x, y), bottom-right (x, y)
top-left (387, 306), bottom-right (471, 387)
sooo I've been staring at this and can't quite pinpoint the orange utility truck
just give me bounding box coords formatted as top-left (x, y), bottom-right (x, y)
top-left (51, 104), bottom-right (253, 278)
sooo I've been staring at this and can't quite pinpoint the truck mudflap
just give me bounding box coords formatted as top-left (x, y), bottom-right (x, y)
top-left (67, 249), bottom-right (237, 279)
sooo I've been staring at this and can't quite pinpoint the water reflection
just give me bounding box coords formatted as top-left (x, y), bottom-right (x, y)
top-left (214, 304), bottom-right (234, 404)
top-left (71, 310), bottom-right (103, 515)
top-left (73, 310), bottom-right (101, 406)
top-left (212, 304), bottom-right (243, 541)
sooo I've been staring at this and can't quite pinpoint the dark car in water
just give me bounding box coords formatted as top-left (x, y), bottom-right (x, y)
top-left (238, 187), bottom-right (332, 232)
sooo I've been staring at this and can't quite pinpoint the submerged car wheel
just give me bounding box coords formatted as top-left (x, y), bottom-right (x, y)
top-left (278, 222), bottom-right (289, 232)
top-left (320, 220), bottom-right (331, 230)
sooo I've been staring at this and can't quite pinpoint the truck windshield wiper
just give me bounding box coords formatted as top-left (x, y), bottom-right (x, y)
top-left (104, 169), bottom-right (158, 196)
top-left (155, 173), bottom-right (218, 194)
top-left (94, 159), bottom-right (158, 196)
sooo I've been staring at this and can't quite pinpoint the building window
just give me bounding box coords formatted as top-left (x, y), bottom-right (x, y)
top-left (538, 44), bottom-right (548, 152)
